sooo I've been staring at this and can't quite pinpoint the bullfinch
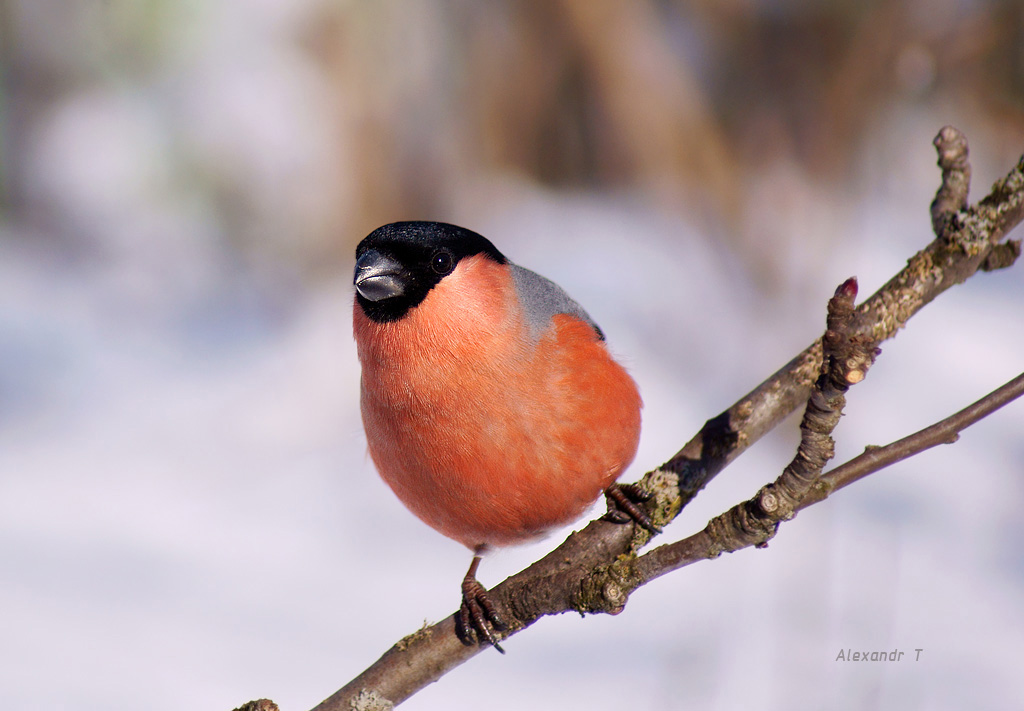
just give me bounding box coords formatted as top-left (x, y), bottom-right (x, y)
top-left (352, 221), bottom-right (652, 652)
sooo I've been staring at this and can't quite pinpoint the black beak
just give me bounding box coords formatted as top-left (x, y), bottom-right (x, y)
top-left (354, 249), bottom-right (405, 302)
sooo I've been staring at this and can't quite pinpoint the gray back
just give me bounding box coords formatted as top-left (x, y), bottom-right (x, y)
top-left (509, 263), bottom-right (604, 343)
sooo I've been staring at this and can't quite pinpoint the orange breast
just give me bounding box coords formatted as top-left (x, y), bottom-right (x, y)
top-left (354, 256), bottom-right (642, 549)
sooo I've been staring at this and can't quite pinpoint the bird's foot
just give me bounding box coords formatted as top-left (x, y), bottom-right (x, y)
top-left (455, 555), bottom-right (508, 653)
top-left (603, 482), bottom-right (662, 534)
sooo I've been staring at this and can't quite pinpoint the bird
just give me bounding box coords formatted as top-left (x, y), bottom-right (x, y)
top-left (352, 221), bottom-right (652, 652)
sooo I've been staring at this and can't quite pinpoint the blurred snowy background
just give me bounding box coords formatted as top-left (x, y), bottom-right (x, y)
top-left (2, 1), bottom-right (1024, 709)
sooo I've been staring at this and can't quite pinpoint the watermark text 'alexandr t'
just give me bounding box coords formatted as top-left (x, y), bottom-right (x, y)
top-left (836, 649), bottom-right (923, 662)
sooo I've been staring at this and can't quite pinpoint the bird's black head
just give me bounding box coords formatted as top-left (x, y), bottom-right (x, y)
top-left (354, 222), bottom-right (508, 323)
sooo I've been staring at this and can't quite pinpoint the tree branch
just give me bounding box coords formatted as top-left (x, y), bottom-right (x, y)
top-left (628, 370), bottom-right (1024, 584)
top-left (299, 127), bottom-right (1023, 711)
top-left (801, 370), bottom-right (1024, 508)
top-left (659, 127), bottom-right (1023, 518)
top-left (610, 276), bottom-right (881, 589)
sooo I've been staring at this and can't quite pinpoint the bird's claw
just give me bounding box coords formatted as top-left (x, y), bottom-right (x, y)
top-left (456, 575), bottom-right (508, 654)
top-left (603, 482), bottom-right (662, 533)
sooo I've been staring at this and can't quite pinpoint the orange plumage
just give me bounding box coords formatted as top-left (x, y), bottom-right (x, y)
top-left (352, 221), bottom-right (642, 650)
top-left (355, 253), bottom-right (641, 548)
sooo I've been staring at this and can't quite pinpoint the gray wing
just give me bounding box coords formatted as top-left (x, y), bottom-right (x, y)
top-left (509, 263), bottom-right (605, 342)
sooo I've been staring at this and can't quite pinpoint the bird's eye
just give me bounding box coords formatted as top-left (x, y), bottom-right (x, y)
top-left (431, 250), bottom-right (454, 275)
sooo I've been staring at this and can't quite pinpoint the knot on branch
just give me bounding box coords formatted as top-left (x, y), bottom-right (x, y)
top-left (753, 483), bottom-right (798, 522)
top-left (981, 239), bottom-right (1022, 271)
top-left (574, 556), bottom-right (639, 616)
top-left (706, 498), bottom-right (780, 554)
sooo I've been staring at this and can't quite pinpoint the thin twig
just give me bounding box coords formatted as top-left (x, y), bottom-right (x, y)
top-left (801, 370), bottom-right (1024, 508)
top-left (930, 125), bottom-right (971, 236)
